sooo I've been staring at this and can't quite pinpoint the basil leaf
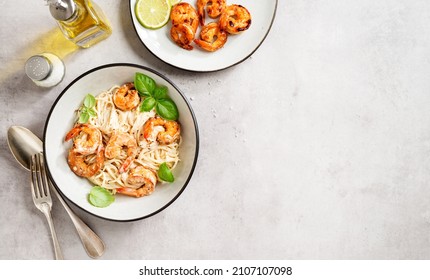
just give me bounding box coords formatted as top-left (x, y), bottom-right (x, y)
top-left (135, 72), bottom-right (155, 97)
top-left (158, 163), bottom-right (174, 182)
top-left (78, 112), bottom-right (90, 123)
top-left (83, 94), bottom-right (96, 108)
top-left (88, 186), bottom-right (115, 208)
top-left (140, 97), bottom-right (156, 112)
top-left (156, 99), bottom-right (179, 120)
top-left (87, 108), bottom-right (97, 117)
top-left (153, 85), bottom-right (168, 100)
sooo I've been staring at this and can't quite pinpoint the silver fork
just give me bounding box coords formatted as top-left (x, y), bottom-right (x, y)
top-left (30, 152), bottom-right (64, 260)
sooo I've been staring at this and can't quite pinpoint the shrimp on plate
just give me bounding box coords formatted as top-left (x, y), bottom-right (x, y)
top-left (113, 82), bottom-right (140, 111)
top-left (142, 117), bottom-right (180, 145)
top-left (170, 23), bottom-right (196, 50)
top-left (105, 132), bottom-right (138, 173)
top-left (194, 22), bottom-right (227, 52)
top-left (68, 145), bottom-right (105, 178)
top-left (170, 3), bottom-right (199, 50)
top-left (219, 4), bottom-right (251, 34)
top-left (170, 2), bottom-right (199, 33)
top-left (116, 166), bottom-right (157, 197)
top-left (197, 0), bottom-right (226, 26)
top-left (65, 124), bottom-right (103, 156)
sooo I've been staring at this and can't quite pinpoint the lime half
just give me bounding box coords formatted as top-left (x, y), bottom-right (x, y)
top-left (135, 0), bottom-right (171, 29)
top-left (169, 0), bottom-right (181, 5)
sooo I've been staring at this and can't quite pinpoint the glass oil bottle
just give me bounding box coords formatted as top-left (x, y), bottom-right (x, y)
top-left (47, 0), bottom-right (112, 48)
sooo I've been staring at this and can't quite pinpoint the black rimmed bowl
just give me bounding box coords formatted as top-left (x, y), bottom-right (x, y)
top-left (44, 64), bottom-right (199, 222)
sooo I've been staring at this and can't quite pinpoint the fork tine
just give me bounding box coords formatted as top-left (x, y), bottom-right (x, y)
top-left (35, 153), bottom-right (43, 198)
top-left (32, 154), bottom-right (42, 199)
top-left (34, 153), bottom-right (41, 197)
top-left (30, 154), bottom-right (37, 199)
top-left (38, 153), bottom-right (50, 198)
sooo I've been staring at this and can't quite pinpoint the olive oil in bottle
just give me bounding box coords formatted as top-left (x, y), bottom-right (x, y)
top-left (47, 0), bottom-right (112, 48)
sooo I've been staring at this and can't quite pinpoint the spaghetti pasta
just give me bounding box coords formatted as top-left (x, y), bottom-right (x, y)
top-left (66, 83), bottom-right (181, 198)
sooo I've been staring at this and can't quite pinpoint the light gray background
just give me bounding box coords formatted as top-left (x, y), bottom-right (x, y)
top-left (1, 0), bottom-right (430, 259)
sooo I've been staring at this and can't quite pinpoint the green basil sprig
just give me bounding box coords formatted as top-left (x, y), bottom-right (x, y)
top-left (78, 94), bottom-right (97, 123)
top-left (88, 186), bottom-right (115, 208)
top-left (158, 162), bottom-right (174, 182)
top-left (135, 73), bottom-right (179, 121)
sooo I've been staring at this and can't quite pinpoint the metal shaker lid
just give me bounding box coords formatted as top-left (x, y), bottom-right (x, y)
top-left (48, 0), bottom-right (77, 21)
top-left (25, 55), bottom-right (52, 81)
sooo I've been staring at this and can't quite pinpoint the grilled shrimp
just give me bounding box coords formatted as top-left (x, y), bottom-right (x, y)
top-left (170, 2), bottom-right (199, 33)
top-left (219, 4), bottom-right (251, 34)
top-left (113, 82), bottom-right (140, 111)
top-left (142, 117), bottom-right (180, 145)
top-left (170, 23), bottom-right (195, 50)
top-left (65, 124), bottom-right (103, 155)
top-left (194, 22), bottom-right (227, 52)
top-left (197, 0), bottom-right (226, 26)
top-left (68, 145), bottom-right (105, 178)
top-left (116, 166), bottom-right (157, 198)
top-left (105, 132), bottom-right (138, 173)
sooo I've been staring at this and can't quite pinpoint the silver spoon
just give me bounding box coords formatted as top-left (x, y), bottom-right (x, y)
top-left (7, 126), bottom-right (105, 259)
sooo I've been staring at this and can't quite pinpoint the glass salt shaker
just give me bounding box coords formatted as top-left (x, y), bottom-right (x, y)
top-left (25, 53), bottom-right (65, 87)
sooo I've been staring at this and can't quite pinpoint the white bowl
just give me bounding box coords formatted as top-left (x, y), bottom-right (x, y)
top-left (44, 64), bottom-right (199, 222)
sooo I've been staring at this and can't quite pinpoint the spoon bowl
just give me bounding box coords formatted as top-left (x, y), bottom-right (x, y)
top-left (7, 126), bottom-right (42, 171)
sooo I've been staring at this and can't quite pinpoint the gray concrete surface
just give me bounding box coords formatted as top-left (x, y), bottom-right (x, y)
top-left (1, 0), bottom-right (430, 259)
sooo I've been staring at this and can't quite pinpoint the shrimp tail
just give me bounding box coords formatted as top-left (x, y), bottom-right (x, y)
top-left (116, 187), bottom-right (136, 197)
top-left (116, 187), bottom-right (147, 198)
top-left (65, 125), bottom-right (81, 141)
top-left (119, 156), bottom-right (133, 174)
top-left (198, 8), bottom-right (205, 26)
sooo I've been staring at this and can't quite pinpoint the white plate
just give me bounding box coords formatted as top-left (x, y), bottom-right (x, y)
top-left (44, 64), bottom-right (199, 222)
top-left (129, 0), bottom-right (278, 72)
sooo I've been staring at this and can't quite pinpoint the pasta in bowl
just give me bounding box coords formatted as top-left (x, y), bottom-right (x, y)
top-left (44, 64), bottom-right (199, 221)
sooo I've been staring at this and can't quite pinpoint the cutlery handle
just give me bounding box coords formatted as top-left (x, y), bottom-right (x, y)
top-left (50, 184), bottom-right (105, 258)
top-left (40, 203), bottom-right (64, 260)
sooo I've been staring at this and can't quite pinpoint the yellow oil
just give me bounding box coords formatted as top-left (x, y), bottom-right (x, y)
top-left (56, 0), bottom-right (112, 48)
top-left (0, 28), bottom-right (79, 86)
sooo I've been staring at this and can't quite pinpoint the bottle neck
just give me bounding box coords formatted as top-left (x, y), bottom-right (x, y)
top-left (63, 5), bottom-right (79, 23)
